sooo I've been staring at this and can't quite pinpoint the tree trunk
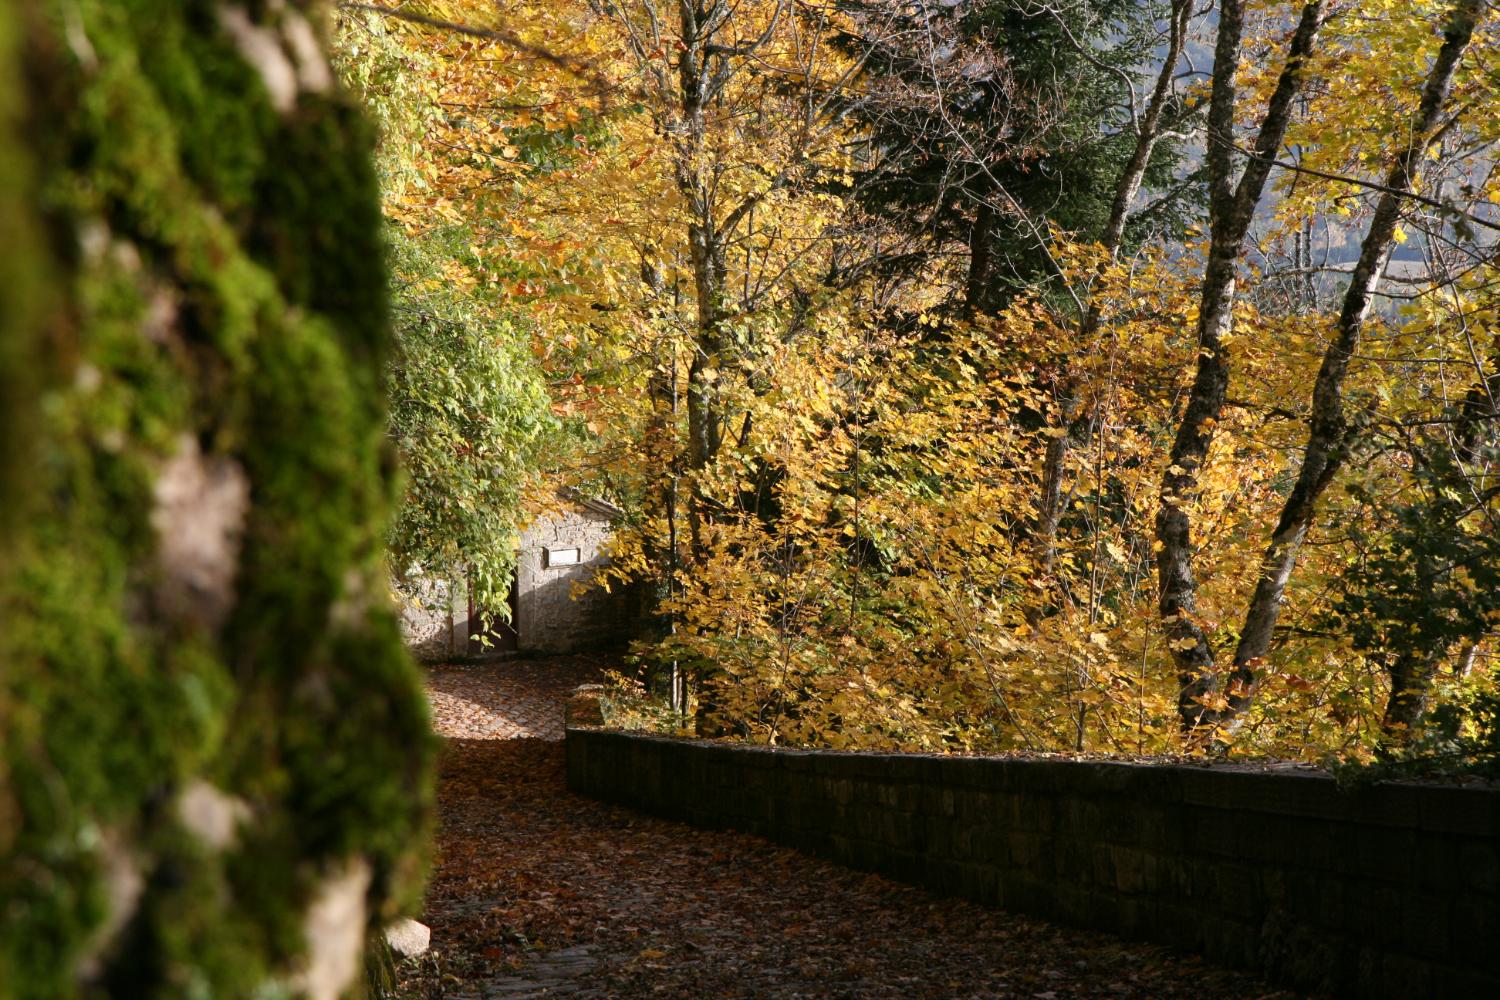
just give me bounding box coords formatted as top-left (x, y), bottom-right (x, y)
top-left (965, 201), bottom-right (996, 314)
top-left (1220, 0), bottom-right (1486, 729)
top-left (1381, 650), bottom-right (1439, 747)
top-left (674, 1), bottom-right (737, 736)
top-left (1034, 427), bottom-right (1071, 579)
top-left (1455, 358), bottom-right (1500, 464)
top-left (0, 2), bottom-right (46, 533)
top-left (1098, 0), bottom-right (1192, 256)
top-left (1155, 1), bottom-right (1327, 730)
top-left (1029, 0), bottom-right (1193, 578)
top-left (1, 2), bottom-right (433, 995)
top-left (673, 3), bottom-right (730, 556)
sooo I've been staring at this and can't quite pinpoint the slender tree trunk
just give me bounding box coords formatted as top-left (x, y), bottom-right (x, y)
top-left (964, 201), bottom-right (996, 313)
top-left (1219, 0), bottom-right (1487, 729)
top-left (675, 4), bottom-right (723, 556)
top-left (685, 219), bottom-right (726, 488)
top-left (1034, 427), bottom-right (1072, 578)
top-left (1098, 0), bottom-right (1192, 256)
top-left (1030, 0), bottom-right (1193, 575)
top-left (1155, 1), bottom-right (1327, 730)
top-left (1455, 358), bottom-right (1500, 463)
top-left (641, 250), bottom-right (691, 711)
top-left (1381, 649), bottom-right (1441, 747)
top-left (672, 1), bottom-right (739, 735)
top-left (1454, 644), bottom-right (1480, 678)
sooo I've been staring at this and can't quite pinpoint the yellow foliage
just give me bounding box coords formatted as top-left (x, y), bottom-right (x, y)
top-left (350, 0), bottom-right (1500, 761)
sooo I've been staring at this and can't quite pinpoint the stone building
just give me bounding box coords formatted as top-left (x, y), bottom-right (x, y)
top-left (399, 492), bottom-right (637, 661)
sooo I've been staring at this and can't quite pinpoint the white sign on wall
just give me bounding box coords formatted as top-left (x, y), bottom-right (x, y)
top-left (544, 547), bottom-right (582, 568)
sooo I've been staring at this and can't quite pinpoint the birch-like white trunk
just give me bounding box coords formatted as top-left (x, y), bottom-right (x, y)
top-left (1156, 1), bottom-right (1328, 729)
top-left (1219, 0), bottom-right (1488, 730)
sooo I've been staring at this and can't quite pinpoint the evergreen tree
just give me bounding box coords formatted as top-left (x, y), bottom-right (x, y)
top-left (836, 0), bottom-right (1193, 311)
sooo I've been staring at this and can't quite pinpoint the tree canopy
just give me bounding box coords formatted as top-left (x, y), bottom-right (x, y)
top-left (329, 0), bottom-right (1500, 767)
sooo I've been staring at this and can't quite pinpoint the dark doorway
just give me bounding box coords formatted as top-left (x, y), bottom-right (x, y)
top-left (465, 566), bottom-right (520, 657)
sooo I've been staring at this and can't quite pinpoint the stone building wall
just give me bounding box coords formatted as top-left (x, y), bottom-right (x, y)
top-left (398, 499), bottom-right (637, 661)
top-left (515, 504), bottom-right (634, 654)
top-left (566, 728), bottom-right (1500, 1000)
top-left (396, 573), bottom-right (467, 662)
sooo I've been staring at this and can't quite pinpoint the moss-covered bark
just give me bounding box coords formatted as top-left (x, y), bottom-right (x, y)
top-left (0, 4), bottom-right (47, 527)
top-left (0, 2), bottom-right (436, 996)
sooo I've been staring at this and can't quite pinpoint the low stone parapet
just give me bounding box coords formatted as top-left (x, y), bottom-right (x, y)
top-left (564, 684), bottom-right (606, 729)
top-left (565, 727), bottom-right (1499, 999)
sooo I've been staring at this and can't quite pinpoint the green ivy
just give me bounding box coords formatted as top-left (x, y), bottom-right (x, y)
top-left (332, 13), bottom-right (559, 618)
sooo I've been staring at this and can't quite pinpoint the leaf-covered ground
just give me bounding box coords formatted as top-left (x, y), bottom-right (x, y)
top-left (408, 659), bottom-right (1302, 999)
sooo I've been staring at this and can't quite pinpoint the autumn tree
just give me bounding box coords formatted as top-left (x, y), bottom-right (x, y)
top-left (1155, 0), bottom-right (1328, 731)
top-left (1209, 0), bottom-right (1492, 733)
top-left (571, 0), bottom-right (884, 730)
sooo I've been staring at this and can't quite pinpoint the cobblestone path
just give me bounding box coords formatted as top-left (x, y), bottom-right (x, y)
top-left (415, 659), bottom-right (1298, 1000)
top-left (425, 656), bottom-right (606, 741)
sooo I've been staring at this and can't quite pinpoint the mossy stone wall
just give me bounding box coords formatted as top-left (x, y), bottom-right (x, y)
top-left (0, 2), bottom-right (435, 996)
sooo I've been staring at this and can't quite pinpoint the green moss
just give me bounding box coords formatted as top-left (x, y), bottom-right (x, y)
top-left (1, 2), bottom-right (435, 996)
top-left (126, 2), bottom-right (276, 216)
top-left (0, 4), bottom-right (49, 531)
top-left (250, 96), bottom-right (393, 350)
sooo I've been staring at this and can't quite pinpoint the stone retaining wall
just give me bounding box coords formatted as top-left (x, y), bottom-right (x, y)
top-left (565, 728), bottom-right (1500, 998)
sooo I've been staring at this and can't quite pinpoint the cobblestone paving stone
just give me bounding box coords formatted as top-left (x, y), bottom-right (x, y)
top-left (426, 656), bottom-right (609, 741)
top-left (417, 658), bottom-right (1300, 1000)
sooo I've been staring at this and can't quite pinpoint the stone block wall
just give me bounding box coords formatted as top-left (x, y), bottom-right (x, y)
top-left (515, 506), bottom-right (635, 654)
top-left (396, 573), bottom-right (467, 662)
top-left (565, 729), bottom-right (1500, 999)
top-left (395, 499), bottom-right (641, 662)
